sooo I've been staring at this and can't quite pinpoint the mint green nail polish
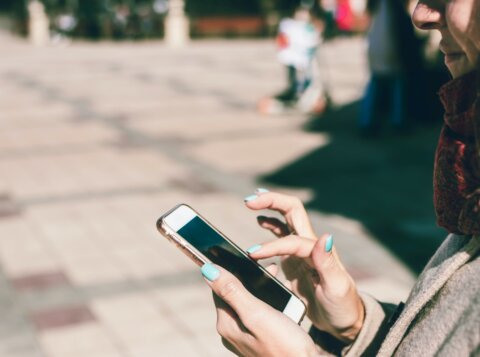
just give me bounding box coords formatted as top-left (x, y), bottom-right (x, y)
top-left (201, 263), bottom-right (220, 281)
top-left (244, 194), bottom-right (258, 202)
top-left (255, 188), bottom-right (270, 193)
top-left (325, 235), bottom-right (334, 253)
top-left (246, 244), bottom-right (262, 254)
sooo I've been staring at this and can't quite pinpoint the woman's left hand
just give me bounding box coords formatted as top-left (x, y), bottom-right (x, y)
top-left (201, 263), bottom-right (320, 357)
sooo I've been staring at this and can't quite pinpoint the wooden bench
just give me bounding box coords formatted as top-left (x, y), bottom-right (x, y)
top-left (191, 16), bottom-right (266, 37)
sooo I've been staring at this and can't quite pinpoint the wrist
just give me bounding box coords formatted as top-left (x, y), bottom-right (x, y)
top-left (336, 298), bottom-right (365, 343)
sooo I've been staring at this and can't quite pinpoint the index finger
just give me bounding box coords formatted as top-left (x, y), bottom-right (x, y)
top-left (247, 235), bottom-right (316, 264)
top-left (245, 192), bottom-right (304, 215)
top-left (244, 192), bottom-right (316, 238)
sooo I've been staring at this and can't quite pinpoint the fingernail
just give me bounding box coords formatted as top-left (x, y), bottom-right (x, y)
top-left (325, 235), bottom-right (334, 253)
top-left (201, 263), bottom-right (220, 281)
top-left (246, 244), bottom-right (262, 254)
top-left (255, 188), bottom-right (270, 193)
top-left (244, 194), bottom-right (258, 202)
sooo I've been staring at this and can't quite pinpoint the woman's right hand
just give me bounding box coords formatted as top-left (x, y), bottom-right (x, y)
top-left (245, 191), bottom-right (365, 343)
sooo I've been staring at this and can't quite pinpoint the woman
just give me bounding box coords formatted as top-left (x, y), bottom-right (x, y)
top-left (200, 0), bottom-right (480, 355)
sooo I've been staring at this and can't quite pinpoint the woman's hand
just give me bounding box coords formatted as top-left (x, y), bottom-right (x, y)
top-left (245, 190), bottom-right (364, 343)
top-left (201, 263), bottom-right (320, 357)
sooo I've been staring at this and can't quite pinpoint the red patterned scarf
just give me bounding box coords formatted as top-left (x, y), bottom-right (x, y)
top-left (434, 70), bottom-right (480, 235)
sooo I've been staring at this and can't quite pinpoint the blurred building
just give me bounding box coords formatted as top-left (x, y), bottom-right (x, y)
top-left (0, 0), bottom-right (280, 39)
top-left (1, 0), bottom-right (371, 40)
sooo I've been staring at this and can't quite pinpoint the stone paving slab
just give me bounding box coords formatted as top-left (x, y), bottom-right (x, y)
top-left (0, 30), bottom-right (415, 357)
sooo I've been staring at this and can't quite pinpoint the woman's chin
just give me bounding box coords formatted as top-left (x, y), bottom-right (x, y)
top-left (445, 55), bottom-right (475, 78)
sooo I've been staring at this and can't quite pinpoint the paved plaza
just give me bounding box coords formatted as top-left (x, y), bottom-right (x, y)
top-left (0, 30), bottom-right (417, 357)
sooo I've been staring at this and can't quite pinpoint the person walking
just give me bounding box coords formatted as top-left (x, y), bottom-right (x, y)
top-left (359, 0), bottom-right (427, 135)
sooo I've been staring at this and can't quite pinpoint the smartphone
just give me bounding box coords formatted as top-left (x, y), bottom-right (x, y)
top-left (156, 203), bottom-right (306, 324)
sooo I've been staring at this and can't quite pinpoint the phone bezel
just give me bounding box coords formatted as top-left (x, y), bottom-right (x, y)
top-left (156, 203), bottom-right (306, 324)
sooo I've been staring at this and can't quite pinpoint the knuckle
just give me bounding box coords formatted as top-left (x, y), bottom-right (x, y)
top-left (216, 321), bottom-right (229, 338)
top-left (291, 196), bottom-right (303, 208)
top-left (322, 254), bottom-right (337, 270)
top-left (287, 234), bottom-right (301, 244)
top-left (242, 309), bottom-right (263, 327)
top-left (294, 241), bottom-right (304, 256)
top-left (218, 280), bottom-right (240, 301)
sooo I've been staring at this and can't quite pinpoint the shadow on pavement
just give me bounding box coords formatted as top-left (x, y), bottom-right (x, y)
top-left (260, 100), bottom-right (448, 275)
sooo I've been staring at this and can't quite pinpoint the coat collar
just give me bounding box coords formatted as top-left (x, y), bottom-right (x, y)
top-left (378, 234), bottom-right (480, 356)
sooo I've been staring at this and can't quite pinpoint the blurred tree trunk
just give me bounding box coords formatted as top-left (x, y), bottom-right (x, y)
top-left (12, 0), bottom-right (28, 36)
top-left (77, 0), bottom-right (103, 38)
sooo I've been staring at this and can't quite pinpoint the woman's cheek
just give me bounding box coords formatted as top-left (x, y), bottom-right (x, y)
top-left (467, 5), bottom-right (480, 49)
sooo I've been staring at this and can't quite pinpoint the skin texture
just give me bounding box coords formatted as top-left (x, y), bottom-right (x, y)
top-left (412, 0), bottom-right (480, 78)
top-left (246, 193), bottom-right (364, 343)
top-left (205, 191), bottom-right (364, 357)
top-left (204, 265), bottom-right (320, 357)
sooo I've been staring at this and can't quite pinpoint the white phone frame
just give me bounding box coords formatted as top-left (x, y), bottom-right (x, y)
top-left (157, 203), bottom-right (306, 324)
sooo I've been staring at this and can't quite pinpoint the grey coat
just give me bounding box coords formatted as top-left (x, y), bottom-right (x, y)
top-left (312, 234), bottom-right (480, 356)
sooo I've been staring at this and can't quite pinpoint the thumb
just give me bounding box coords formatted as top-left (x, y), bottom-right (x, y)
top-left (311, 235), bottom-right (349, 291)
top-left (201, 263), bottom-right (266, 327)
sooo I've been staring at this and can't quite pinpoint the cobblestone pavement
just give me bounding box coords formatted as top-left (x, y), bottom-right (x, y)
top-left (0, 31), bottom-right (415, 357)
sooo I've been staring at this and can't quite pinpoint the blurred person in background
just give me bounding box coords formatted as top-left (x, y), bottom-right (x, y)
top-left (200, 0), bottom-right (480, 355)
top-left (359, 0), bottom-right (427, 136)
top-left (319, 0), bottom-right (337, 38)
top-left (258, 1), bottom-right (329, 116)
top-left (50, 1), bottom-right (77, 44)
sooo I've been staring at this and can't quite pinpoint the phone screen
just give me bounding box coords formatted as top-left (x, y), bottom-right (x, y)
top-left (177, 215), bottom-right (291, 311)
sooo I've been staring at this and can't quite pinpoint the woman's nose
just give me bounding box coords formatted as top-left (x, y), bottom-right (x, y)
top-left (412, 1), bottom-right (445, 30)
